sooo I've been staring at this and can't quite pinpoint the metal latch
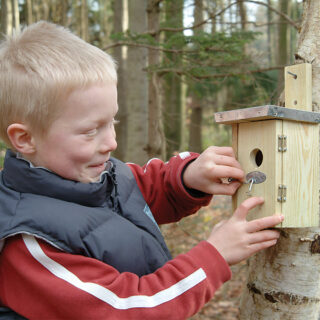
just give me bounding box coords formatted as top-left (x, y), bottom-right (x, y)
top-left (245, 171), bottom-right (267, 196)
top-left (277, 184), bottom-right (287, 202)
top-left (278, 135), bottom-right (287, 152)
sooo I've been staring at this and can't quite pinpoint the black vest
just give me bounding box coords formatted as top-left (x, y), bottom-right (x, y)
top-left (0, 150), bottom-right (171, 319)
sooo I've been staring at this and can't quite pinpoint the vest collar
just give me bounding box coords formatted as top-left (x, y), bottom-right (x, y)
top-left (2, 149), bottom-right (115, 207)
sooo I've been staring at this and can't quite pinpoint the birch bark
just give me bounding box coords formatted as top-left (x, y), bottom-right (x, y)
top-left (239, 1), bottom-right (320, 319)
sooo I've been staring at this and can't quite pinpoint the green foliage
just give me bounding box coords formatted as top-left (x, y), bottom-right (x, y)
top-left (225, 69), bottom-right (279, 109)
top-left (0, 141), bottom-right (6, 169)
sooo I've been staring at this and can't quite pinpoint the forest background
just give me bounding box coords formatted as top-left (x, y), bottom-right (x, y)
top-left (0, 0), bottom-right (303, 319)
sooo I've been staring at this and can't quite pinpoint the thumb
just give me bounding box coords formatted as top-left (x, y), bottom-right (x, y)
top-left (233, 197), bottom-right (264, 220)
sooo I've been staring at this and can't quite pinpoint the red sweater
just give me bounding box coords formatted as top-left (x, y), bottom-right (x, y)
top-left (0, 152), bottom-right (231, 320)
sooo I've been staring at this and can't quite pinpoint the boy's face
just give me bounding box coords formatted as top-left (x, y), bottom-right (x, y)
top-left (30, 84), bottom-right (118, 183)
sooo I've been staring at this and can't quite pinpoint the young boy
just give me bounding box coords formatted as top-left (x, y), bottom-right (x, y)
top-left (0, 22), bottom-right (283, 319)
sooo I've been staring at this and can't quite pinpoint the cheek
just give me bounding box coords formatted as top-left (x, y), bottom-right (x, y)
top-left (67, 143), bottom-right (97, 164)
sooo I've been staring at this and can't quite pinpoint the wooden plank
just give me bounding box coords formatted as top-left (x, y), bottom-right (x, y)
top-left (214, 105), bottom-right (320, 124)
top-left (231, 124), bottom-right (238, 213)
top-left (285, 63), bottom-right (312, 111)
top-left (236, 120), bottom-right (282, 226)
top-left (281, 122), bottom-right (319, 227)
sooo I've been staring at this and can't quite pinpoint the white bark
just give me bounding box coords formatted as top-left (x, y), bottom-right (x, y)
top-left (240, 1), bottom-right (320, 319)
top-left (240, 229), bottom-right (320, 319)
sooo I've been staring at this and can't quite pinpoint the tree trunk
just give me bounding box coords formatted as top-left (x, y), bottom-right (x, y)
top-left (25, 0), bottom-right (33, 25)
top-left (238, 0), bottom-right (247, 31)
top-left (267, 0), bottom-right (273, 66)
top-left (276, 0), bottom-right (291, 98)
top-left (146, 0), bottom-right (166, 159)
top-left (163, 0), bottom-right (183, 158)
top-left (188, 104), bottom-right (203, 153)
top-left (112, 0), bottom-right (128, 162)
top-left (72, 0), bottom-right (88, 40)
top-left (12, 0), bottom-right (19, 30)
top-left (1, 0), bottom-right (13, 36)
top-left (51, 0), bottom-right (69, 26)
top-left (80, 0), bottom-right (89, 41)
top-left (188, 0), bottom-right (203, 153)
top-left (99, 0), bottom-right (112, 47)
top-left (239, 1), bottom-right (320, 319)
top-left (125, 0), bottom-right (149, 165)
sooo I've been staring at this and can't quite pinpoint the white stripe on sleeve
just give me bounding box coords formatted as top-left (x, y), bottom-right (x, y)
top-left (178, 152), bottom-right (191, 160)
top-left (22, 234), bottom-right (207, 309)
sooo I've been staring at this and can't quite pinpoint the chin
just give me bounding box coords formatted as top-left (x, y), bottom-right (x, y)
top-left (79, 175), bottom-right (101, 183)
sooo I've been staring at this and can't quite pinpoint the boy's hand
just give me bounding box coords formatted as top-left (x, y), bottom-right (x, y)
top-left (183, 146), bottom-right (244, 195)
top-left (207, 197), bottom-right (283, 265)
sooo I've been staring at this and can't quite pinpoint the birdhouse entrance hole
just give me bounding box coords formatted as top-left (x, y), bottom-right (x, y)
top-left (250, 148), bottom-right (263, 167)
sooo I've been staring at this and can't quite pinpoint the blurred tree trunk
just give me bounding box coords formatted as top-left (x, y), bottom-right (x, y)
top-left (238, 0), bottom-right (247, 30)
top-left (12, 0), bottom-right (19, 30)
top-left (146, 0), bottom-right (166, 159)
top-left (32, 0), bottom-right (49, 22)
top-left (163, 0), bottom-right (183, 158)
top-left (80, 0), bottom-right (89, 41)
top-left (112, 0), bottom-right (128, 162)
top-left (99, 0), bottom-right (113, 47)
top-left (267, 0), bottom-right (273, 66)
top-left (188, 0), bottom-right (203, 153)
top-left (125, 0), bottom-right (149, 164)
top-left (238, 1), bottom-right (247, 55)
top-left (218, 0), bottom-right (225, 32)
top-left (33, 0), bottom-right (40, 21)
top-left (209, 0), bottom-right (216, 34)
top-left (73, 0), bottom-right (89, 41)
top-left (1, 0), bottom-right (13, 36)
top-left (51, 0), bottom-right (69, 26)
top-left (239, 1), bottom-right (320, 319)
top-left (25, 0), bottom-right (33, 25)
top-left (276, 0), bottom-right (291, 98)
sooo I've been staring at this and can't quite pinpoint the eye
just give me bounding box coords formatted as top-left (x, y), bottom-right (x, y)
top-left (85, 128), bottom-right (98, 136)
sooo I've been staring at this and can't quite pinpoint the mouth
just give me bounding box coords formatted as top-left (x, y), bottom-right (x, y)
top-left (88, 162), bottom-right (107, 172)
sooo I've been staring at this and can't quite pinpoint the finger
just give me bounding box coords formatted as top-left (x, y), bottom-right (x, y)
top-left (211, 146), bottom-right (235, 158)
top-left (210, 166), bottom-right (245, 181)
top-left (246, 214), bottom-right (284, 233)
top-left (213, 154), bottom-right (242, 169)
top-left (248, 239), bottom-right (278, 255)
top-left (248, 230), bottom-right (280, 244)
top-left (210, 182), bottom-right (241, 195)
top-left (233, 197), bottom-right (265, 220)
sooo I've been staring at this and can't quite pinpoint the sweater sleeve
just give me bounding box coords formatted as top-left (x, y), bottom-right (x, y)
top-left (0, 235), bottom-right (231, 320)
top-left (127, 152), bottom-right (213, 224)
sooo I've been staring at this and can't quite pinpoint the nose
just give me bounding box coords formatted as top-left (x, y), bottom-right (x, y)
top-left (99, 128), bottom-right (117, 153)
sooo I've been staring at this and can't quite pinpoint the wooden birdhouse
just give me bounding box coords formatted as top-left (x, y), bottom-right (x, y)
top-left (214, 64), bottom-right (319, 228)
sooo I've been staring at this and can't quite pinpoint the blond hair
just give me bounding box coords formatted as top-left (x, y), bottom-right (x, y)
top-left (0, 21), bottom-right (117, 147)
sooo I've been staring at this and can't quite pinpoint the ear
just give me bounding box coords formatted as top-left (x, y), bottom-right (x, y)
top-left (7, 123), bottom-right (36, 154)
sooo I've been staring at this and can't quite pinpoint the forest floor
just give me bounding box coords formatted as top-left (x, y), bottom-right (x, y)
top-left (161, 195), bottom-right (248, 320)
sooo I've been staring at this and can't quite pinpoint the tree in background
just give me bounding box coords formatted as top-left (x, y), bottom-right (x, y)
top-left (146, 0), bottom-right (166, 159)
top-left (188, 0), bottom-right (204, 153)
top-left (163, 0), bottom-right (184, 158)
top-left (1, 0), bottom-right (13, 36)
top-left (0, 0), bottom-right (298, 164)
top-left (112, 0), bottom-right (128, 161)
top-left (125, 0), bottom-right (149, 164)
